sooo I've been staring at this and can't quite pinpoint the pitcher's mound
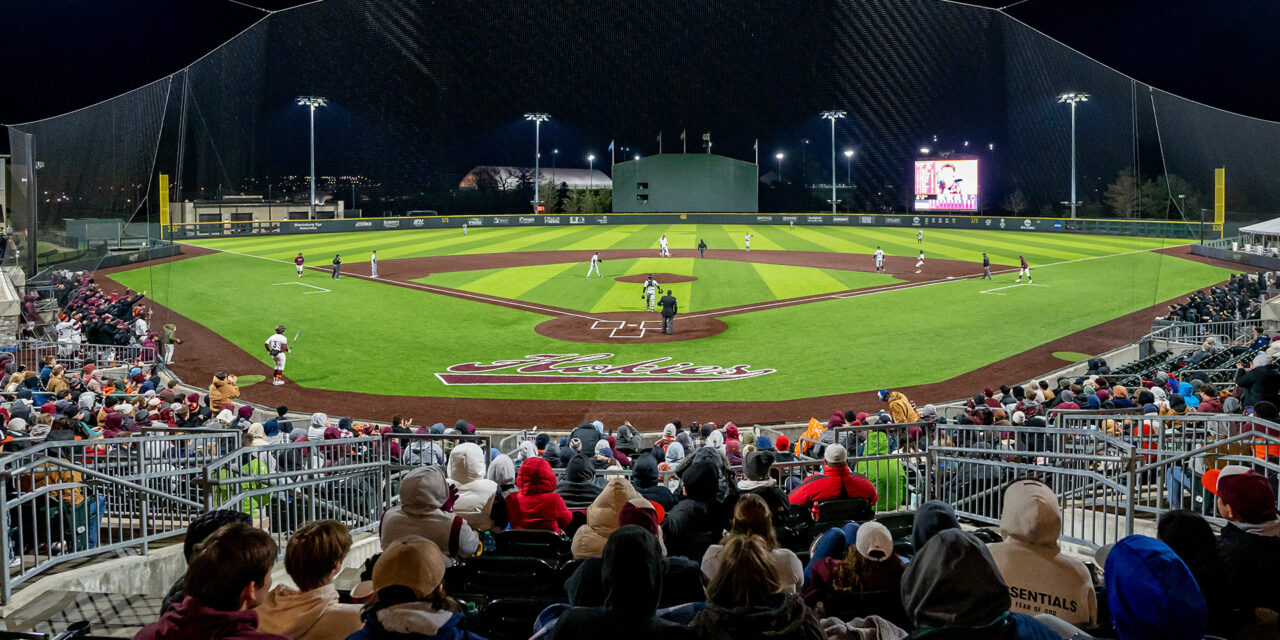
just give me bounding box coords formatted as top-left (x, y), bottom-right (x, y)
top-left (614, 273), bottom-right (697, 284)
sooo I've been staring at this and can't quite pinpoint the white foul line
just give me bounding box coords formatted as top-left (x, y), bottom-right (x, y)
top-left (273, 282), bottom-right (331, 294)
top-left (979, 283), bottom-right (1048, 295)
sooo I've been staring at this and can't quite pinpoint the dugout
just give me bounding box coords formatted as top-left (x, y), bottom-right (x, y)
top-left (612, 154), bottom-right (758, 213)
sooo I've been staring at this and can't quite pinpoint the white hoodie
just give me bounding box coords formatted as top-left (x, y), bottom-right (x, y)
top-left (254, 583), bottom-right (362, 640)
top-left (987, 479), bottom-right (1097, 626)
top-left (447, 443), bottom-right (499, 532)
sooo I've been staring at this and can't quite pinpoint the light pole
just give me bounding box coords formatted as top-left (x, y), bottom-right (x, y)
top-left (775, 152), bottom-right (785, 183)
top-left (524, 113), bottom-right (550, 209)
top-left (552, 148), bottom-right (558, 175)
top-left (821, 110), bottom-right (846, 214)
top-left (587, 154), bottom-right (596, 190)
top-left (1058, 92), bottom-right (1089, 218)
top-left (843, 149), bottom-right (854, 210)
top-left (296, 96), bottom-right (327, 220)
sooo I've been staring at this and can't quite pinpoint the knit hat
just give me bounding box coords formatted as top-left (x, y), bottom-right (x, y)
top-left (618, 498), bottom-right (661, 534)
top-left (535, 433), bottom-right (550, 449)
top-left (824, 444), bottom-right (848, 466)
top-left (775, 435), bottom-right (790, 452)
top-left (855, 521), bottom-right (894, 561)
top-left (743, 450), bottom-right (775, 481)
top-left (372, 536), bottom-right (446, 601)
top-left (754, 435), bottom-right (773, 450)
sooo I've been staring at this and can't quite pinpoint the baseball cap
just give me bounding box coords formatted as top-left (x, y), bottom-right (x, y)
top-left (824, 444), bottom-right (848, 466)
top-left (372, 536), bottom-right (446, 601)
top-left (1210, 468), bottom-right (1278, 523)
top-left (855, 521), bottom-right (894, 561)
top-left (878, 389), bottom-right (889, 402)
top-left (1199, 465), bottom-right (1251, 496)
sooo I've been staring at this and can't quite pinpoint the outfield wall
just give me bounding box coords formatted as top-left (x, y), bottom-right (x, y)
top-left (167, 212), bottom-right (1202, 240)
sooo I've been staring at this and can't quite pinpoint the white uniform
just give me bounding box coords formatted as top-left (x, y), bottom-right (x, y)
top-left (915, 252), bottom-right (924, 273)
top-left (659, 236), bottom-right (669, 257)
top-left (745, 234), bottom-right (752, 250)
top-left (266, 333), bottom-right (289, 372)
top-left (55, 319), bottom-right (81, 357)
top-left (462, 224), bottom-right (468, 235)
top-left (133, 317), bottom-right (148, 341)
top-left (874, 249), bottom-right (885, 272)
top-left (371, 252), bottom-right (379, 278)
top-left (587, 254), bottom-right (601, 278)
top-left (918, 229), bottom-right (923, 243)
top-left (643, 278), bottom-right (661, 312)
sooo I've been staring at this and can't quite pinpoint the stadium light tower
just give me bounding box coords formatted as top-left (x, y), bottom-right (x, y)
top-left (587, 154), bottom-right (596, 190)
top-left (821, 110), bottom-right (846, 213)
top-left (296, 96), bottom-right (327, 220)
top-left (775, 152), bottom-right (785, 183)
top-left (843, 149), bottom-right (854, 188)
top-left (524, 113), bottom-right (550, 208)
top-left (1058, 92), bottom-right (1089, 218)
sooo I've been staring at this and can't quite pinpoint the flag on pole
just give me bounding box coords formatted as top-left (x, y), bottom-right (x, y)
top-left (680, 129), bottom-right (686, 153)
top-left (607, 140), bottom-right (614, 152)
top-left (609, 140), bottom-right (614, 168)
top-left (657, 131), bottom-right (662, 154)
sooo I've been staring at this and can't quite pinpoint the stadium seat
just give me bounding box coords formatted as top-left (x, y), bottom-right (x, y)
top-left (816, 589), bottom-right (909, 629)
top-left (472, 597), bottom-right (565, 640)
top-left (489, 529), bottom-right (572, 563)
top-left (457, 556), bottom-right (563, 599)
top-left (812, 498), bottom-right (874, 527)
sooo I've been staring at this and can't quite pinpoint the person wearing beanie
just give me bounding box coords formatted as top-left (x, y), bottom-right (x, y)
top-left (1204, 465), bottom-right (1280, 624)
top-left (1104, 535), bottom-right (1208, 640)
top-left (986, 480), bottom-right (1097, 626)
top-left (630, 452), bottom-right (676, 512)
top-left (739, 450), bottom-right (789, 522)
top-left (787, 444), bottom-right (878, 510)
top-left (774, 435), bottom-right (796, 462)
top-left (661, 455), bottom-right (730, 561)
top-left (569, 422), bottom-right (604, 459)
top-left (755, 434), bottom-right (774, 451)
top-left (535, 432), bottom-right (551, 452)
top-left (344, 536), bottom-right (487, 640)
top-left (377, 466), bottom-right (479, 563)
top-left (878, 389), bottom-right (920, 425)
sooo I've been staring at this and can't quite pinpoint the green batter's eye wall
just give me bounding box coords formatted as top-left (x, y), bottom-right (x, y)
top-left (611, 154), bottom-right (760, 213)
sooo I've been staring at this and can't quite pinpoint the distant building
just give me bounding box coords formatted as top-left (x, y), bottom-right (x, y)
top-left (459, 166), bottom-right (612, 190)
top-left (170, 195), bottom-right (346, 225)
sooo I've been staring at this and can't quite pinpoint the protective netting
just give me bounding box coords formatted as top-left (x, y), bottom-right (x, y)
top-left (6, 0), bottom-right (1280, 272)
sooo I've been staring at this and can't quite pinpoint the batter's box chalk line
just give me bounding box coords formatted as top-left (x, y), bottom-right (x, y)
top-left (590, 319), bottom-right (665, 339)
top-left (273, 282), bottom-right (331, 294)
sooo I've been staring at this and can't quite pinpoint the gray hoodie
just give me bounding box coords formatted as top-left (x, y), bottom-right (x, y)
top-left (378, 466), bottom-right (478, 562)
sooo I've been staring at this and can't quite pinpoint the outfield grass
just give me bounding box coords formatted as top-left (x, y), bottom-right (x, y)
top-left (417, 258), bottom-right (902, 313)
top-left (112, 225), bottom-right (1231, 403)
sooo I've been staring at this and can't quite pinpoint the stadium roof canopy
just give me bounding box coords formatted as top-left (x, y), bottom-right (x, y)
top-left (1240, 218), bottom-right (1280, 238)
top-left (459, 166), bottom-right (612, 190)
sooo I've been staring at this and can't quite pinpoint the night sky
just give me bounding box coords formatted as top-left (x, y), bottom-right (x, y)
top-left (3, 0), bottom-right (1277, 216)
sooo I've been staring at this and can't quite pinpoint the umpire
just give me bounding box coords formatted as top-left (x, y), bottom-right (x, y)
top-left (659, 289), bottom-right (678, 335)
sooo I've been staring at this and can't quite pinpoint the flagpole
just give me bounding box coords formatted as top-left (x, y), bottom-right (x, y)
top-left (754, 138), bottom-right (759, 165)
top-left (658, 131), bottom-right (663, 154)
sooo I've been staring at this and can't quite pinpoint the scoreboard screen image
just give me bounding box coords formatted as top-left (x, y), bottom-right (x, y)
top-left (914, 159), bottom-right (979, 211)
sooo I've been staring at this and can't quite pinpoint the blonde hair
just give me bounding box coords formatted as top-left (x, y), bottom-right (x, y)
top-left (705, 534), bottom-right (780, 608)
top-left (724, 493), bottom-right (777, 549)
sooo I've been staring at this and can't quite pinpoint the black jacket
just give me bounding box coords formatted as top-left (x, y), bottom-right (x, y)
top-left (662, 457), bottom-right (728, 560)
top-left (1217, 522), bottom-right (1280, 621)
top-left (631, 454), bottom-right (676, 512)
top-left (569, 424), bottom-right (603, 458)
top-left (555, 454), bottom-right (604, 510)
top-left (659, 294), bottom-right (678, 317)
top-left (1236, 364), bottom-right (1280, 408)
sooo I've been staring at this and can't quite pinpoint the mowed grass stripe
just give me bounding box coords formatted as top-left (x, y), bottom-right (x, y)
top-left (692, 259), bottom-right (772, 311)
top-left (447, 261), bottom-right (583, 300)
top-left (753, 263), bottom-right (851, 300)
top-left (519, 256), bottom-right (634, 312)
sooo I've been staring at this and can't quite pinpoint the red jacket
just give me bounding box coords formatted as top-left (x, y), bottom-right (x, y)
top-left (506, 457), bottom-right (572, 533)
top-left (787, 465), bottom-right (878, 507)
top-left (133, 596), bottom-right (288, 640)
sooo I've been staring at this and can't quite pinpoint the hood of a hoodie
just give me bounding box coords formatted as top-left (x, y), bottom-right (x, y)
top-left (255, 583), bottom-right (357, 639)
top-left (1105, 535), bottom-right (1206, 640)
top-left (901, 529), bottom-right (1011, 630)
top-left (587, 477), bottom-right (641, 531)
top-left (564, 454), bottom-right (597, 483)
top-left (863, 431), bottom-right (891, 456)
top-left (999, 479), bottom-right (1062, 548)
top-left (447, 442), bottom-right (487, 484)
top-left (398, 466), bottom-right (449, 515)
top-left (887, 391), bottom-right (907, 404)
top-left (912, 500), bottom-right (961, 552)
top-left (141, 596), bottom-right (265, 640)
top-left (517, 456), bottom-right (556, 495)
top-left (487, 453), bottom-right (515, 486)
top-left (602, 525), bottom-right (663, 616)
top-left (632, 453), bottom-right (660, 488)
top-left (366, 602), bottom-right (463, 638)
top-left (681, 457), bottom-right (720, 503)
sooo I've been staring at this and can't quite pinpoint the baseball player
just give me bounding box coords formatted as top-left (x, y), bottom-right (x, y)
top-left (744, 233), bottom-right (752, 251)
top-left (698, 239), bottom-right (707, 259)
top-left (587, 252), bottom-right (602, 278)
top-left (642, 274), bottom-right (663, 312)
top-left (331, 254), bottom-right (341, 280)
top-left (462, 223), bottom-right (468, 236)
top-left (918, 228), bottom-right (923, 244)
top-left (371, 250), bottom-right (379, 278)
top-left (915, 250), bottom-right (924, 274)
top-left (874, 246), bottom-right (885, 274)
top-left (265, 324), bottom-right (291, 386)
top-left (659, 234), bottom-right (670, 257)
top-left (981, 253), bottom-right (992, 280)
top-left (1016, 255), bottom-right (1032, 283)
top-left (295, 252), bottom-right (304, 277)
top-left (789, 220), bottom-right (794, 230)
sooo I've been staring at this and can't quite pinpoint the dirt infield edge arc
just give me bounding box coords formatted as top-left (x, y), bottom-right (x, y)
top-left (92, 243), bottom-right (1234, 428)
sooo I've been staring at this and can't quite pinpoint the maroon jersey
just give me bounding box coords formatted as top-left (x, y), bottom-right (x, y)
top-left (1020, 257), bottom-right (1028, 268)
top-left (295, 255), bottom-right (304, 266)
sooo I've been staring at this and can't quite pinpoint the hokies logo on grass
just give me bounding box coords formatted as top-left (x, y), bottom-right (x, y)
top-left (436, 353), bottom-right (776, 385)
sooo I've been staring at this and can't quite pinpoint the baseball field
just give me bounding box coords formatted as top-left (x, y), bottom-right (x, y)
top-left (102, 223), bottom-right (1234, 425)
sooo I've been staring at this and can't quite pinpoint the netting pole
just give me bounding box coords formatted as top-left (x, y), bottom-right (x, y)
top-left (309, 103), bottom-right (316, 221)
